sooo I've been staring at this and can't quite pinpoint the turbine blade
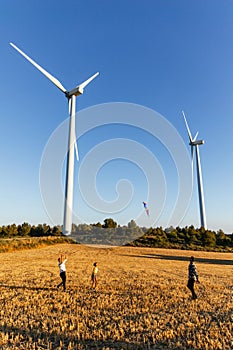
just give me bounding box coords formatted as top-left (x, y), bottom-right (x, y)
top-left (68, 72), bottom-right (100, 97)
top-left (182, 110), bottom-right (193, 143)
top-left (191, 145), bottom-right (194, 163)
top-left (78, 72), bottom-right (99, 90)
top-left (193, 131), bottom-right (199, 142)
top-left (191, 145), bottom-right (194, 178)
top-left (10, 42), bottom-right (67, 94)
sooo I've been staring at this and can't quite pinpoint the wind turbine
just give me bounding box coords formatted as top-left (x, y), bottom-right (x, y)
top-left (10, 42), bottom-right (99, 235)
top-left (182, 111), bottom-right (207, 230)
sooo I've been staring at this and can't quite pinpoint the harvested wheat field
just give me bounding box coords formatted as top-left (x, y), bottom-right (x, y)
top-left (0, 244), bottom-right (232, 349)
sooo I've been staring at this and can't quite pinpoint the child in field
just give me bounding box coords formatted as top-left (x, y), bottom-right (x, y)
top-left (187, 256), bottom-right (199, 299)
top-left (91, 262), bottom-right (98, 290)
top-left (57, 254), bottom-right (67, 292)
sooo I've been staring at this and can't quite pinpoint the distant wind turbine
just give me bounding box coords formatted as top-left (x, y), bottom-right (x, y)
top-left (182, 111), bottom-right (207, 230)
top-left (10, 42), bottom-right (99, 235)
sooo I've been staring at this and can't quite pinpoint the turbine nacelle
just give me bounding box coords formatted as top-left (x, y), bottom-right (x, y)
top-left (67, 87), bottom-right (84, 97)
top-left (190, 140), bottom-right (204, 146)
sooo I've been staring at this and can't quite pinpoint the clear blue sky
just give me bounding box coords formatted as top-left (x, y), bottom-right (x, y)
top-left (0, 0), bottom-right (232, 233)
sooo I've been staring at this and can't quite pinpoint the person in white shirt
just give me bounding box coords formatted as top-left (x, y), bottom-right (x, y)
top-left (57, 255), bottom-right (67, 291)
top-left (91, 262), bottom-right (98, 290)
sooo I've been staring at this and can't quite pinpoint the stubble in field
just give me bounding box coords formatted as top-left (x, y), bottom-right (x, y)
top-left (0, 245), bottom-right (232, 349)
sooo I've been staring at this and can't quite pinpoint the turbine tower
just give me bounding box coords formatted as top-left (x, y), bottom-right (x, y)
top-left (182, 111), bottom-right (207, 230)
top-left (10, 42), bottom-right (99, 235)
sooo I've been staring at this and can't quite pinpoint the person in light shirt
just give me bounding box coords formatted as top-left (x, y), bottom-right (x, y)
top-left (91, 262), bottom-right (98, 290)
top-left (57, 255), bottom-right (67, 292)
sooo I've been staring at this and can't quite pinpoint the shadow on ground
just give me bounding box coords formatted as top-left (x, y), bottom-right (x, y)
top-left (0, 284), bottom-right (56, 291)
top-left (119, 253), bottom-right (233, 265)
top-left (0, 324), bottom-right (174, 349)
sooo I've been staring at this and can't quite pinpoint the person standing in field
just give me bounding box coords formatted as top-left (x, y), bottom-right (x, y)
top-left (187, 256), bottom-right (199, 299)
top-left (57, 254), bottom-right (67, 292)
top-left (91, 262), bottom-right (98, 290)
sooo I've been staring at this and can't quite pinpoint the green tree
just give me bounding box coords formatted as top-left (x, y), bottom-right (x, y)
top-left (30, 224), bottom-right (49, 237)
top-left (230, 233), bottom-right (233, 247)
top-left (102, 218), bottom-right (117, 228)
top-left (216, 229), bottom-right (227, 246)
top-left (166, 230), bottom-right (178, 243)
top-left (92, 222), bottom-right (102, 228)
top-left (1, 224), bottom-right (18, 237)
top-left (51, 226), bottom-right (62, 236)
top-left (127, 220), bottom-right (137, 229)
top-left (202, 230), bottom-right (216, 248)
top-left (17, 222), bottom-right (31, 237)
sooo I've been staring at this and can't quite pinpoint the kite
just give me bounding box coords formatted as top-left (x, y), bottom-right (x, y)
top-left (143, 202), bottom-right (150, 216)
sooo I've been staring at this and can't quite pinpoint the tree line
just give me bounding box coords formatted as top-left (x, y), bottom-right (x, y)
top-left (0, 220), bottom-right (232, 251)
top-left (131, 225), bottom-right (233, 251)
top-left (0, 223), bottom-right (61, 238)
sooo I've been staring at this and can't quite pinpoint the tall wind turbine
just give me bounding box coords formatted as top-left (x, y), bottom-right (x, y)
top-left (10, 42), bottom-right (99, 235)
top-left (182, 111), bottom-right (207, 230)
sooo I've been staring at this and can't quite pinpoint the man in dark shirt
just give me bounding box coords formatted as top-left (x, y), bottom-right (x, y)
top-left (187, 256), bottom-right (199, 299)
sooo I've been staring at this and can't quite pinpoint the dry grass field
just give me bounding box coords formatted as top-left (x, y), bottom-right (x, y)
top-left (0, 244), bottom-right (232, 349)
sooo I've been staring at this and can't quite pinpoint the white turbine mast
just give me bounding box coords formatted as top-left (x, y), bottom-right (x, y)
top-left (182, 111), bottom-right (207, 230)
top-left (10, 42), bottom-right (99, 235)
